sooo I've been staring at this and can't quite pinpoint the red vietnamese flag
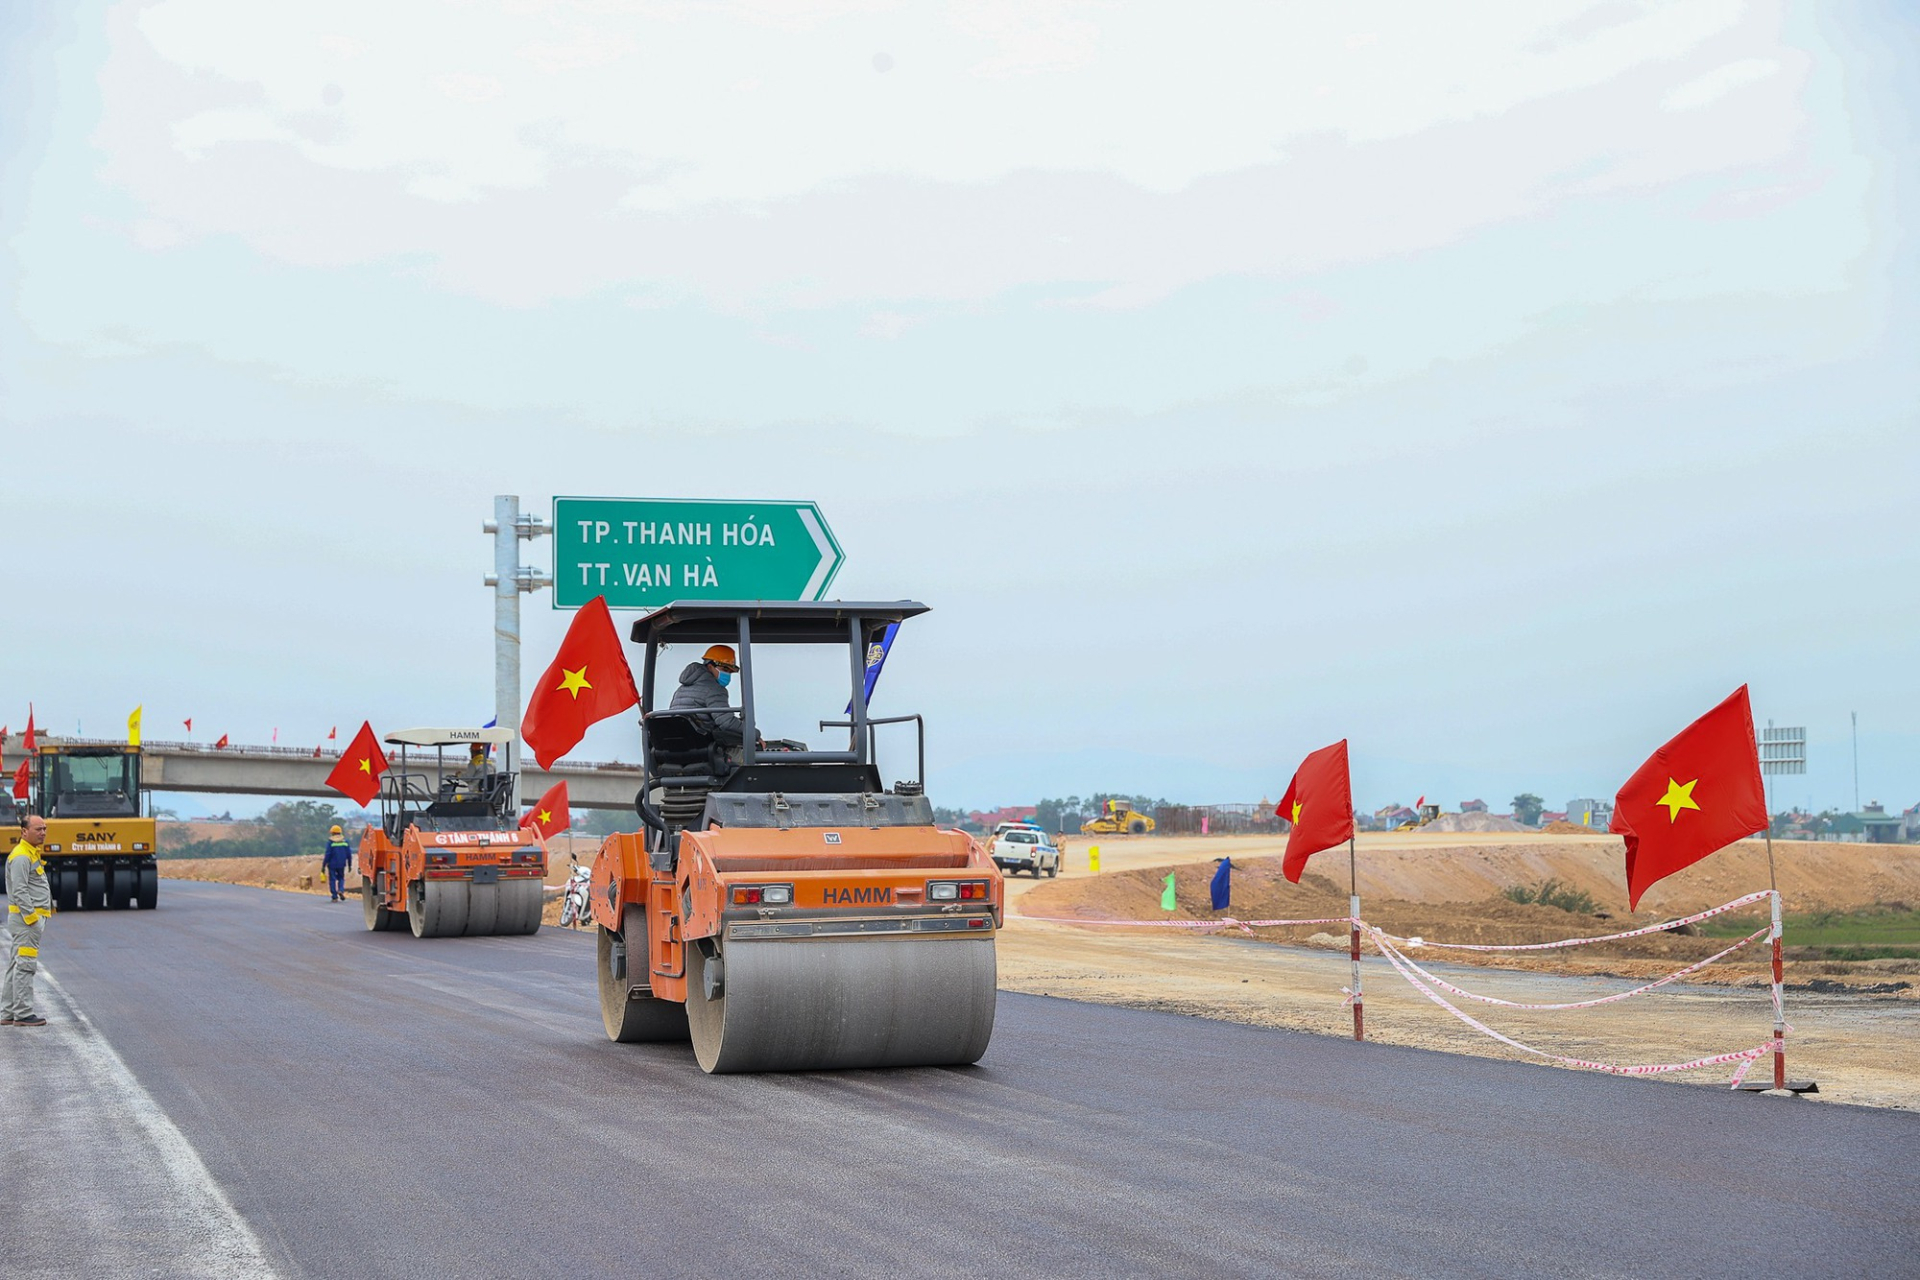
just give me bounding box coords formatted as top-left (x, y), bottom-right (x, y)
top-left (23, 707), bottom-right (35, 754)
top-left (214, 734), bottom-right (230, 750)
top-left (183, 718), bottom-right (192, 733)
top-left (522, 596), bottom-right (639, 769)
top-left (1276, 740), bottom-right (1355, 883)
top-left (1611, 685), bottom-right (1767, 909)
top-left (325, 721), bottom-right (390, 808)
top-left (328, 726), bottom-right (337, 740)
top-left (520, 781), bottom-right (571, 842)
top-left (10, 761), bottom-right (26, 801)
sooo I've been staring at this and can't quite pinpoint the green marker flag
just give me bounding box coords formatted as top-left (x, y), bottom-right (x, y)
top-left (1160, 871), bottom-right (1177, 911)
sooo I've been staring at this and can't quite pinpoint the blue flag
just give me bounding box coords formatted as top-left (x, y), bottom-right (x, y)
top-left (846, 622), bottom-right (900, 714)
top-left (1209, 857), bottom-right (1231, 911)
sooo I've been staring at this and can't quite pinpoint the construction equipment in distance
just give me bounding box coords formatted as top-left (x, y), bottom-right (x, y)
top-left (1081, 798), bottom-right (1155, 836)
top-left (1, 742), bottom-right (158, 910)
top-left (358, 727), bottom-right (545, 937)
top-left (590, 600), bottom-right (1002, 1074)
top-left (1395, 803), bottom-right (1443, 832)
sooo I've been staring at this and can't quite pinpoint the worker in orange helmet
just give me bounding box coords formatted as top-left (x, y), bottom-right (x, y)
top-left (668, 644), bottom-right (748, 747)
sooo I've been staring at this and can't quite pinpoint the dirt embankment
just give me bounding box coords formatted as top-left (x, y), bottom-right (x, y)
top-left (1014, 839), bottom-right (1920, 991)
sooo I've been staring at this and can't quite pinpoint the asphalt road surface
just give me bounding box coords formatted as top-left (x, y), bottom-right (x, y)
top-left (5, 881), bottom-right (1916, 1278)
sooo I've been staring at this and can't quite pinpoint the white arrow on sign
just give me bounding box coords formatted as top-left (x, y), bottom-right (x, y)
top-left (798, 507), bottom-right (839, 599)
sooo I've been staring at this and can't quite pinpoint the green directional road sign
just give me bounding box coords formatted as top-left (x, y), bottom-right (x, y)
top-left (552, 497), bottom-right (844, 610)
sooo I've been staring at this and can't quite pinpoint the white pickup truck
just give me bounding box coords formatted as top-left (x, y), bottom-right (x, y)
top-left (989, 826), bottom-right (1060, 878)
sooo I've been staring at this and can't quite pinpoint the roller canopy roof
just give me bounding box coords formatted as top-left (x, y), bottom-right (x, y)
top-left (384, 727), bottom-right (518, 747)
top-left (629, 600), bottom-right (928, 646)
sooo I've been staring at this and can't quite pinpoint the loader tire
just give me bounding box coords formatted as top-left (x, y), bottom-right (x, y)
top-left (597, 906), bottom-right (688, 1043)
top-left (135, 865), bottom-right (158, 909)
top-left (1127, 820), bottom-right (1147, 835)
top-left (83, 867), bottom-right (108, 910)
top-left (107, 866), bottom-right (134, 910)
top-left (52, 867), bottom-right (80, 913)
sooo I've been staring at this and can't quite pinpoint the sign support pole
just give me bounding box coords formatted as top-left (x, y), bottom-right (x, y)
top-left (484, 496), bottom-right (550, 812)
top-left (1349, 834), bottom-right (1364, 1042)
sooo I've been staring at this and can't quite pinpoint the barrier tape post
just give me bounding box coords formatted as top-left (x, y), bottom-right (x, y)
top-left (1771, 889), bottom-right (1786, 1091)
top-left (1348, 834), bottom-right (1363, 1042)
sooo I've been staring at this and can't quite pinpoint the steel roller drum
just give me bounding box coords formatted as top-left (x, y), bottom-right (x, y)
top-left (686, 934), bottom-right (996, 1073)
top-left (412, 879), bottom-right (544, 937)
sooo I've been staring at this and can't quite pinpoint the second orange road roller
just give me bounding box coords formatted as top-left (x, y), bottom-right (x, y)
top-left (358, 727), bottom-right (547, 937)
top-left (588, 600), bottom-right (1002, 1073)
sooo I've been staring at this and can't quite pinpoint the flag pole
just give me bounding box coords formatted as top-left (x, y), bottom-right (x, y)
top-left (1348, 834), bottom-right (1363, 1042)
top-left (1764, 821), bottom-right (1786, 1091)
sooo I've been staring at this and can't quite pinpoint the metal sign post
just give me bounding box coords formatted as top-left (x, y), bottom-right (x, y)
top-left (551, 497), bottom-right (842, 610)
top-left (1745, 721), bottom-right (1815, 1094)
top-left (484, 495), bottom-right (552, 807)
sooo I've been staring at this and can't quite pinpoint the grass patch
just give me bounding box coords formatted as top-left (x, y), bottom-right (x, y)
top-left (1699, 903), bottom-right (1920, 960)
top-left (1501, 879), bottom-right (1598, 914)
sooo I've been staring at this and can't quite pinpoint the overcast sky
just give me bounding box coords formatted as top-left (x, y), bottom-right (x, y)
top-left (4, 1), bottom-right (1914, 816)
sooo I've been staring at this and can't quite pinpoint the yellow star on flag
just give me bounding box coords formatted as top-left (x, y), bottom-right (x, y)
top-left (358, 758), bottom-right (372, 774)
top-left (1656, 777), bottom-right (1701, 823)
top-left (1290, 802), bottom-right (1302, 824)
top-left (536, 809), bottom-right (552, 825)
top-left (558, 666), bottom-right (592, 699)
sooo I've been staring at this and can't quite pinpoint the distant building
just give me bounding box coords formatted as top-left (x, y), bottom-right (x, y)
top-left (1540, 811), bottom-right (1568, 825)
top-left (1460, 799), bottom-right (1488, 813)
top-left (1860, 802), bottom-right (1904, 844)
top-left (1903, 804), bottom-right (1920, 843)
top-left (1565, 798), bottom-right (1612, 829)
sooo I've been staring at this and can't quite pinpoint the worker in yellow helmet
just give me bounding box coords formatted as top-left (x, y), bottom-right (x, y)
top-left (4, 815), bottom-right (52, 1027)
top-left (321, 823), bottom-right (353, 902)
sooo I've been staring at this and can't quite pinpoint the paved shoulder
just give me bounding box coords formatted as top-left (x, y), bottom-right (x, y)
top-left (0, 972), bottom-right (277, 1279)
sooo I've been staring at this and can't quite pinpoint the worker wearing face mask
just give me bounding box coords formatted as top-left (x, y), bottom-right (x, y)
top-left (668, 644), bottom-right (746, 746)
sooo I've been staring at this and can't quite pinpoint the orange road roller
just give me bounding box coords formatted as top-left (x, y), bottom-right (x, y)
top-left (358, 727), bottom-right (546, 937)
top-left (590, 601), bottom-right (1002, 1073)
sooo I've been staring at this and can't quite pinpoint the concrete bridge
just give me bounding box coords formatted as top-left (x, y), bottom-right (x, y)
top-left (42, 738), bottom-right (643, 812)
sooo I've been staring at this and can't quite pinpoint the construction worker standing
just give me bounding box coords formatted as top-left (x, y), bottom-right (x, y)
top-left (4, 815), bottom-right (52, 1028)
top-left (321, 823), bottom-right (353, 902)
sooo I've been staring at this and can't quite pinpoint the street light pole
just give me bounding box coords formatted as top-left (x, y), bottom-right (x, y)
top-left (484, 495), bottom-right (552, 808)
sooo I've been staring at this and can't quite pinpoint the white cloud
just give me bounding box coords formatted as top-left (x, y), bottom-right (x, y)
top-left (1662, 56), bottom-right (1781, 111)
top-left (85, 0), bottom-right (1806, 313)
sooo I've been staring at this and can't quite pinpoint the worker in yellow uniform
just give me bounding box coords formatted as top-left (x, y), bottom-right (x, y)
top-left (4, 815), bottom-right (52, 1028)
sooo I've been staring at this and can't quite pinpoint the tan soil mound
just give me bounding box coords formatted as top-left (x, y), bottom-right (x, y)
top-left (1541, 819), bottom-right (1594, 835)
top-left (1015, 847), bottom-right (1920, 991)
top-left (1420, 812), bottom-right (1531, 834)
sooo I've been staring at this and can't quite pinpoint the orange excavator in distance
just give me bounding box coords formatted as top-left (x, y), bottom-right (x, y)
top-left (590, 601), bottom-right (1003, 1074)
top-left (359, 727), bottom-right (546, 938)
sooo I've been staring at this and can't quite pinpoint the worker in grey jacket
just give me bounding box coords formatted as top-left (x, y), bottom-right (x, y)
top-left (4, 815), bottom-right (52, 1028)
top-left (668, 644), bottom-right (747, 746)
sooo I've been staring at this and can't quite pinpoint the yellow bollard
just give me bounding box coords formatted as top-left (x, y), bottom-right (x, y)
top-left (1088, 844), bottom-right (1101, 874)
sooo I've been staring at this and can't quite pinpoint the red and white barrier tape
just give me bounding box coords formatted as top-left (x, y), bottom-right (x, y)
top-left (1371, 929), bottom-right (1782, 1085)
top-left (1015, 913), bottom-right (1356, 930)
top-left (1372, 890), bottom-right (1773, 952)
top-left (1367, 924), bottom-right (1771, 1011)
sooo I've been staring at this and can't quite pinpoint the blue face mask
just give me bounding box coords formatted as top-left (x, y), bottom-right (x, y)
top-left (716, 671), bottom-right (731, 687)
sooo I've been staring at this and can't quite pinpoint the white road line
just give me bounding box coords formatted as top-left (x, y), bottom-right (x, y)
top-left (35, 971), bottom-right (280, 1279)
